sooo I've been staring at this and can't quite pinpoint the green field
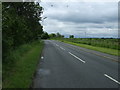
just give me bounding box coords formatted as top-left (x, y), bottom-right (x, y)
top-left (3, 40), bottom-right (44, 88)
top-left (53, 38), bottom-right (119, 56)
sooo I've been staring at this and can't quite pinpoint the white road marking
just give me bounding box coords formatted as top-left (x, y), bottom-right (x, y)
top-left (104, 74), bottom-right (120, 84)
top-left (56, 44), bottom-right (59, 46)
top-left (60, 47), bottom-right (65, 50)
top-left (68, 52), bottom-right (85, 63)
top-left (41, 56), bottom-right (44, 59)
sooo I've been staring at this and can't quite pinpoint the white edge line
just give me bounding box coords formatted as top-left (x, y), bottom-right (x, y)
top-left (68, 52), bottom-right (85, 63)
top-left (104, 74), bottom-right (120, 85)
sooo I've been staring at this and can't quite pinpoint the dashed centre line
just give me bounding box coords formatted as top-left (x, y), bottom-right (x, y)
top-left (60, 47), bottom-right (65, 50)
top-left (68, 52), bottom-right (85, 63)
top-left (56, 44), bottom-right (59, 46)
top-left (55, 43), bottom-right (65, 50)
top-left (104, 74), bottom-right (120, 85)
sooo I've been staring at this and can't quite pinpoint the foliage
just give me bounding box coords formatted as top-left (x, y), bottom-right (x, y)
top-left (49, 33), bottom-right (56, 38)
top-left (2, 2), bottom-right (43, 64)
top-left (69, 35), bottom-right (74, 38)
top-left (56, 32), bottom-right (61, 37)
top-left (49, 32), bottom-right (64, 39)
top-left (41, 32), bottom-right (49, 39)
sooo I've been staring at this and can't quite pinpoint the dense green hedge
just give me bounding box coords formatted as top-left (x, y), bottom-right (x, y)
top-left (2, 2), bottom-right (43, 64)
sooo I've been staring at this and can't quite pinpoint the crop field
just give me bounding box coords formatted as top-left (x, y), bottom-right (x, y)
top-left (58, 38), bottom-right (119, 50)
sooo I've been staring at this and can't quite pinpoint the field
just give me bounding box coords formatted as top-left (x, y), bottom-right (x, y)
top-left (53, 38), bottom-right (119, 56)
top-left (61, 38), bottom-right (119, 50)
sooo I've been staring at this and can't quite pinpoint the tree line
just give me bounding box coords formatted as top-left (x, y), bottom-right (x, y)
top-left (48, 33), bottom-right (74, 39)
top-left (2, 2), bottom-right (44, 63)
top-left (40, 32), bottom-right (65, 39)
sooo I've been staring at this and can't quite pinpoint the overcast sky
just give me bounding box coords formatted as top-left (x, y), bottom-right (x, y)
top-left (40, 0), bottom-right (118, 38)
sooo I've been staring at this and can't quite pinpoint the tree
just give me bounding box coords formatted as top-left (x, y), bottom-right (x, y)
top-left (56, 32), bottom-right (61, 37)
top-left (61, 35), bottom-right (64, 38)
top-left (2, 2), bottom-right (44, 63)
top-left (41, 32), bottom-right (49, 39)
top-left (69, 35), bottom-right (74, 38)
top-left (49, 33), bottom-right (56, 38)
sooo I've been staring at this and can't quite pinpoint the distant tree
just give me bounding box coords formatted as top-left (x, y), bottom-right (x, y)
top-left (41, 32), bottom-right (49, 39)
top-left (61, 35), bottom-right (64, 38)
top-left (69, 35), bottom-right (74, 38)
top-left (49, 33), bottom-right (56, 38)
top-left (56, 32), bottom-right (61, 37)
top-left (49, 33), bottom-right (64, 39)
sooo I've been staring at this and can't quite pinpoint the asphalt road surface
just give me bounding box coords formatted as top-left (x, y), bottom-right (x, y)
top-left (33, 40), bottom-right (119, 88)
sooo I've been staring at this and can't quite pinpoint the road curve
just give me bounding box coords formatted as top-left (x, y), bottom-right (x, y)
top-left (33, 40), bottom-right (119, 88)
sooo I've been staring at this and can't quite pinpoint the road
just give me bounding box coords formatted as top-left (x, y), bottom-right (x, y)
top-left (33, 40), bottom-right (119, 88)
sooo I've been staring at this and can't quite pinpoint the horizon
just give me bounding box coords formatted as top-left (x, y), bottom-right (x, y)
top-left (40, 0), bottom-right (118, 38)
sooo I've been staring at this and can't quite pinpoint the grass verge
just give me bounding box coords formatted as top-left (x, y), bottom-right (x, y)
top-left (58, 40), bottom-right (119, 56)
top-left (3, 40), bottom-right (44, 88)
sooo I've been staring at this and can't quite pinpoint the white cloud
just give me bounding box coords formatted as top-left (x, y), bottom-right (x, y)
top-left (41, 0), bottom-right (119, 2)
top-left (40, 1), bottom-right (118, 38)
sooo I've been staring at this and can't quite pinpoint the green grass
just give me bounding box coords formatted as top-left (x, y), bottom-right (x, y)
top-left (51, 38), bottom-right (119, 50)
top-left (58, 40), bottom-right (119, 56)
top-left (3, 40), bottom-right (44, 88)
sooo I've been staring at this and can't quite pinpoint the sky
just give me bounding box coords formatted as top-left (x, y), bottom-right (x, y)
top-left (40, 0), bottom-right (118, 38)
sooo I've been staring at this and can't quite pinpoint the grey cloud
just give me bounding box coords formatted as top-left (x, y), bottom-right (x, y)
top-left (44, 2), bottom-right (117, 24)
top-left (41, 1), bottom-right (118, 38)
